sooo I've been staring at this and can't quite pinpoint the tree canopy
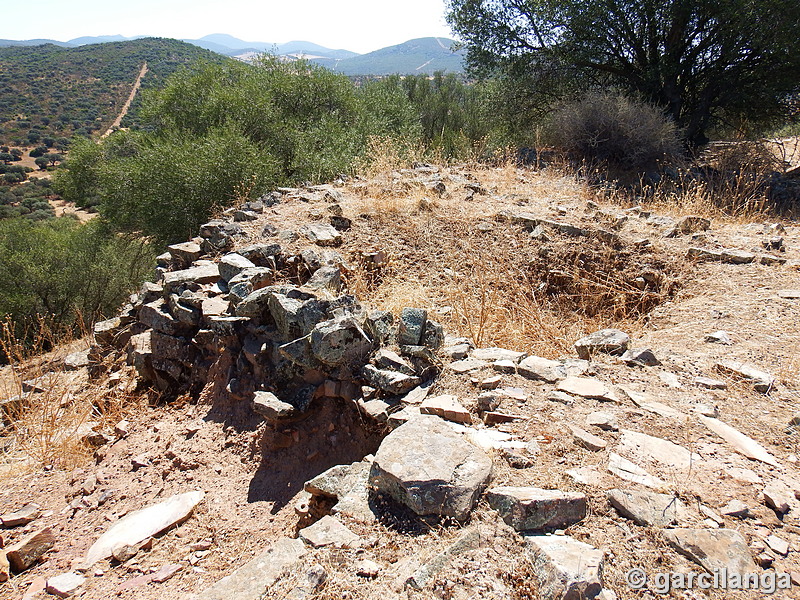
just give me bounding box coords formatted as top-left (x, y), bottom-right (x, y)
top-left (447, 0), bottom-right (800, 145)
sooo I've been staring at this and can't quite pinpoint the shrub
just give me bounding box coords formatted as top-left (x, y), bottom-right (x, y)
top-left (548, 91), bottom-right (681, 171)
top-left (0, 217), bottom-right (154, 355)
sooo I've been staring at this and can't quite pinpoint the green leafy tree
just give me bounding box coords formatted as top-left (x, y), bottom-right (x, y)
top-left (35, 156), bottom-right (50, 170)
top-left (447, 0), bottom-right (800, 145)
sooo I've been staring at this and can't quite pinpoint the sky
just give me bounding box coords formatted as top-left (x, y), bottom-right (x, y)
top-left (0, 0), bottom-right (456, 54)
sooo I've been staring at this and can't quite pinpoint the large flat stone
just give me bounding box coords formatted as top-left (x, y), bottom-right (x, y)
top-left (617, 430), bottom-right (701, 470)
top-left (5, 528), bottom-right (55, 572)
top-left (662, 528), bottom-right (756, 575)
top-left (420, 395), bottom-right (472, 424)
top-left (486, 487), bottom-right (587, 531)
top-left (607, 453), bottom-right (665, 489)
top-left (298, 515), bottom-right (360, 548)
top-left (699, 416), bottom-right (779, 467)
top-left (607, 489), bottom-right (690, 527)
top-left (370, 415), bottom-right (492, 521)
top-left (84, 491), bottom-right (204, 565)
top-left (197, 537), bottom-right (306, 600)
top-left (715, 360), bottom-right (775, 393)
top-left (162, 264), bottom-right (219, 293)
top-left (557, 377), bottom-right (617, 401)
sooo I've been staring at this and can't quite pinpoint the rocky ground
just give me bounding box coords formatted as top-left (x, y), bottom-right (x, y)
top-left (0, 162), bottom-right (799, 600)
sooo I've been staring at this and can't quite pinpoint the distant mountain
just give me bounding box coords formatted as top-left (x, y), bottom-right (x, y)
top-left (331, 37), bottom-right (464, 76)
top-left (0, 39), bottom-right (73, 48)
top-left (67, 35), bottom-right (146, 45)
top-left (0, 34), bottom-right (463, 76)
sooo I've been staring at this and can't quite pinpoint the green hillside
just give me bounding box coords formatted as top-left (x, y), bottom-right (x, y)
top-left (333, 37), bottom-right (464, 76)
top-left (0, 38), bottom-right (227, 146)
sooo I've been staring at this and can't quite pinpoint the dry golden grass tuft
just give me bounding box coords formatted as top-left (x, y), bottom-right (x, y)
top-left (341, 162), bottom-right (678, 356)
top-left (0, 318), bottom-right (146, 477)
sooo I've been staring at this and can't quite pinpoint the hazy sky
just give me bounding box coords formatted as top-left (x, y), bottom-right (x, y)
top-left (1, 0), bottom-right (456, 54)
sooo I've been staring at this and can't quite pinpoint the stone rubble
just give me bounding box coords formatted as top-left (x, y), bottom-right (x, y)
top-left (10, 176), bottom-right (800, 600)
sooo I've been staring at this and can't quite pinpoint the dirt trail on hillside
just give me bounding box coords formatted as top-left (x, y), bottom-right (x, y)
top-left (101, 62), bottom-right (148, 139)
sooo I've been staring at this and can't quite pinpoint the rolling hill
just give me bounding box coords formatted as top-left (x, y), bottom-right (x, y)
top-left (331, 37), bottom-right (464, 76)
top-left (0, 38), bottom-right (227, 146)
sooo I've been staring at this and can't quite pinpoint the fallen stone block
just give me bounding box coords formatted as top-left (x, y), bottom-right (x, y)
top-left (370, 415), bottom-right (492, 521)
top-left (524, 534), bottom-right (604, 600)
top-left (84, 491), bottom-right (204, 566)
top-left (486, 487), bottom-right (587, 531)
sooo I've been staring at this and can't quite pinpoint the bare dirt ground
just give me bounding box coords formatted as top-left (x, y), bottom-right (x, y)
top-left (102, 63), bottom-right (148, 139)
top-left (1, 163), bottom-right (799, 599)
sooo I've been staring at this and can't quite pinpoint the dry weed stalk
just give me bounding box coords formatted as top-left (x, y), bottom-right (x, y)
top-left (0, 317), bottom-right (144, 475)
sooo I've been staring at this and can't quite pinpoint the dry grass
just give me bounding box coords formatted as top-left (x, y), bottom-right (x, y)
top-left (341, 162), bottom-right (678, 356)
top-left (0, 318), bottom-right (146, 476)
top-left (601, 139), bottom-right (795, 221)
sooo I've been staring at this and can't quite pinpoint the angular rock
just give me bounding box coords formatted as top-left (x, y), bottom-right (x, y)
top-left (586, 411), bottom-right (618, 431)
top-left (420, 395), bottom-right (472, 424)
top-left (620, 348), bottom-right (660, 367)
top-left (471, 347), bottom-right (525, 363)
top-left (486, 487), bottom-right (587, 531)
top-left (766, 534), bottom-right (789, 556)
top-left (517, 355), bottom-right (566, 383)
top-left (699, 416), bottom-right (779, 466)
top-left (398, 308), bottom-right (427, 346)
top-left (361, 364), bottom-right (420, 395)
top-left (687, 247), bottom-right (755, 264)
top-left (570, 425), bottom-right (607, 451)
top-left (162, 263), bottom-right (219, 294)
top-left (763, 482), bottom-right (793, 515)
top-left (298, 515), bottom-right (360, 548)
top-left (607, 489), bottom-right (689, 527)
top-left (607, 453), bottom-right (665, 489)
top-left (557, 376), bottom-right (617, 401)
top-left (46, 572), bottom-right (85, 598)
top-left (167, 241), bottom-right (202, 266)
top-left (219, 253), bottom-right (257, 283)
top-left (695, 376), bottom-right (727, 390)
top-left (662, 529), bottom-right (756, 575)
top-left (303, 223), bottom-right (342, 247)
top-left (1, 504), bottom-right (41, 527)
top-left (447, 358), bottom-right (486, 373)
top-left (370, 415), bottom-right (492, 520)
top-left (374, 349), bottom-right (415, 376)
top-left (304, 460), bottom-right (376, 522)
top-left (197, 538), bottom-right (306, 600)
top-left (5, 528), bottom-right (55, 572)
top-left (304, 266), bottom-right (341, 294)
top-left (715, 360), bottom-right (775, 393)
top-left (64, 350), bottom-right (90, 371)
top-left (139, 300), bottom-right (185, 336)
top-left (310, 317), bottom-right (373, 366)
top-left (574, 329), bottom-right (629, 360)
top-left (667, 215), bottom-right (711, 237)
top-left (720, 499), bottom-right (750, 518)
top-left (524, 535), bottom-right (604, 600)
top-left (84, 491), bottom-right (204, 565)
top-left (252, 392), bottom-right (298, 421)
top-left (93, 318), bottom-right (122, 346)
